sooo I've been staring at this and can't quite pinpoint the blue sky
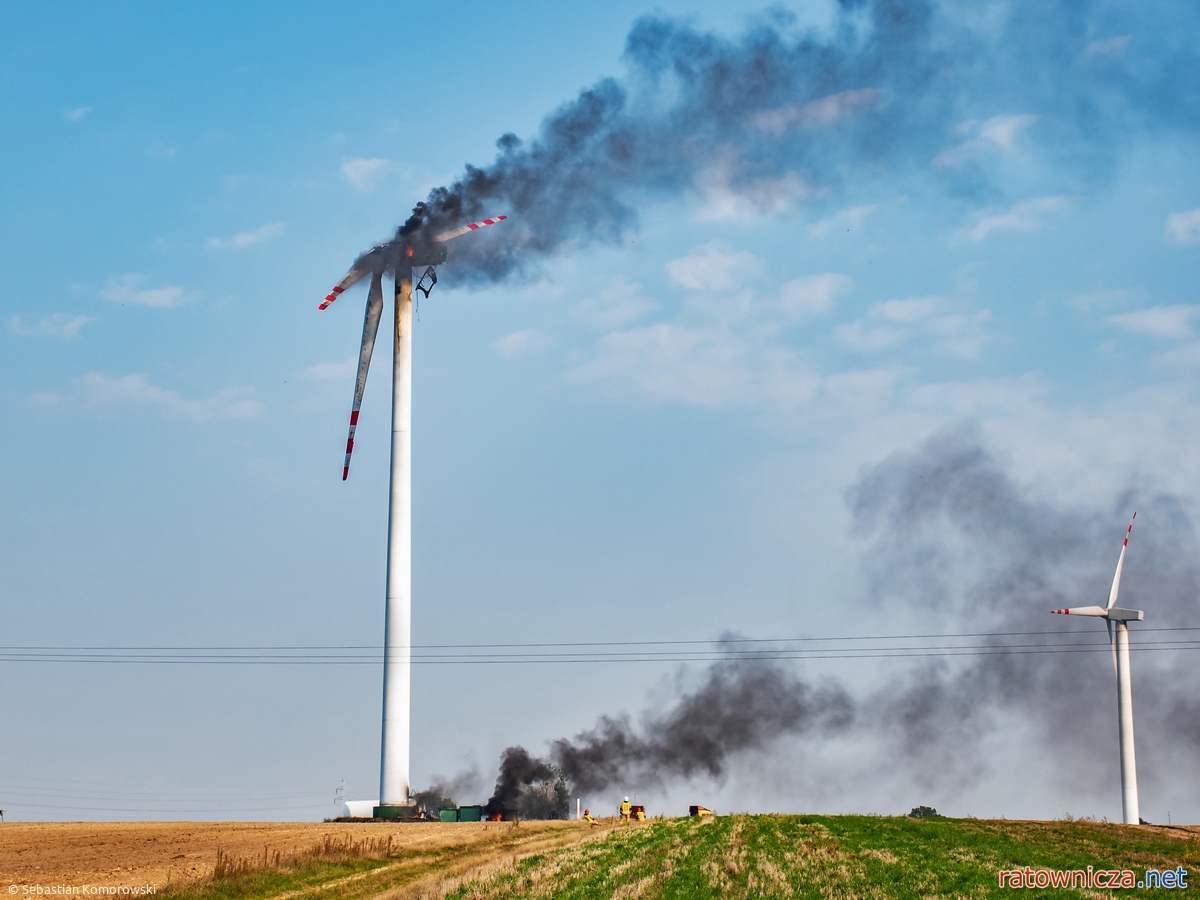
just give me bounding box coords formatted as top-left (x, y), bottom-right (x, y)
top-left (2, 0), bottom-right (1199, 823)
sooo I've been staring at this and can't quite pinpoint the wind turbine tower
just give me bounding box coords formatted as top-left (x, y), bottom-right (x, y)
top-left (320, 215), bottom-right (507, 816)
top-left (1052, 513), bottom-right (1144, 825)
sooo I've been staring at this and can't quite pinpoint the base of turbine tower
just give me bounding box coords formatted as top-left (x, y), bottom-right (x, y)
top-left (372, 803), bottom-right (418, 820)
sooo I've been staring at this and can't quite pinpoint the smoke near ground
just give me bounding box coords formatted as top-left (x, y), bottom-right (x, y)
top-left (394, 0), bottom-right (1199, 280)
top-left (409, 769), bottom-right (482, 814)
top-left (550, 650), bottom-right (852, 794)
top-left (477, 424), bottom-right (1200, 817)
top-left (482, 647), bottom-right (852, 816)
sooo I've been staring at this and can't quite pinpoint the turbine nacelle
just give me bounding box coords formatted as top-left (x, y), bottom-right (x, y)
top-left (319, 216), bottom-right (506, 310)
top-left (320, 215), bottom-right (508, 478)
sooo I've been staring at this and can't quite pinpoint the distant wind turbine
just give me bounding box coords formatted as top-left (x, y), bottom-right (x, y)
top-left (320, 214), bottom-right (507, 816)
top-left (1052, 513), bottom-right (1143, 825)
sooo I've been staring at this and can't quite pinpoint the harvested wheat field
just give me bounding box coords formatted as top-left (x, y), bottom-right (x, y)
top-left (4, 816), bottom-right (1200, 899)
top-left (0, 819), bottom-right (614, 895)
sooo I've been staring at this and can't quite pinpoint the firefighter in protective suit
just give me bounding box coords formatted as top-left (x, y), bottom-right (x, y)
top-left (582, 808), bottom-right (599, 825)
top-left (619, 797), bottom-right (632, 822)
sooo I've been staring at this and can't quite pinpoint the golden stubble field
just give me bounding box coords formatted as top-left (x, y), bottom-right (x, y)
top-left (0, 820), bottom-right (610, 890)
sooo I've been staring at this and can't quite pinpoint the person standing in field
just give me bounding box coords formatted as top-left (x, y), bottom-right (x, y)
top-left (620, 797), bottom-right (631, 822)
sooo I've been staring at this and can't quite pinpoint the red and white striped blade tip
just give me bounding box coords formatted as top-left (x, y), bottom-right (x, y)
top-left (433, 215), bottom-right (508, 242)
top-left (319, 286), bottom-right (345, 310)
top-left (1052, 608), bottom-right (1070, 614)
top-left (342, 467), bottom-right (349, 481)
top-left (1124, 512), bottom-right (1136, 546)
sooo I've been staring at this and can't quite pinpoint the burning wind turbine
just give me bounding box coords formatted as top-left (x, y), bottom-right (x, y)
top-left (1052, 514), bottom-right (1144, 825)
top-left (320, 213), bottom-right (507, 816)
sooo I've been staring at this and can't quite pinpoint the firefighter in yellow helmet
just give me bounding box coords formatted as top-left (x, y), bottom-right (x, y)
top-left (619, 796), bottom-right (631, 822)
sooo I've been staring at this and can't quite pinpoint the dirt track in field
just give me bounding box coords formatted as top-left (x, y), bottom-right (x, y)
top-left (0, 820), bottom-right (607, 890)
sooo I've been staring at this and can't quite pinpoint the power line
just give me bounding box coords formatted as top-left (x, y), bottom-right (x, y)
top-left (0, 645), bottom-right (1197, 665)
top-left (0, 628), bottom-right (1194, 665)
top-left (1, 625), bottom-right (1195, 652)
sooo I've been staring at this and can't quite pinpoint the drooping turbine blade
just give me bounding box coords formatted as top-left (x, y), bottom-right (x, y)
top-left (1106, 512), bottom-right (1136, 610)
top-left (320, 244), bottom-right (389, 310)
top-left (432, 215), bottom-right (507, 243)
top-left (342, 272), bottom-right (384, 480)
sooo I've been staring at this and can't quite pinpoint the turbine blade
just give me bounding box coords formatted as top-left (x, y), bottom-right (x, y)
top-left (320, 245), bottom-right (387, 310)
top-left (342, 272), bottom-right (384, 480)
top-left (1051, 606), bottom-right (1108, 616)
top-left (1107, 512), bottom-right (1136, 610)
top-left (432, 215), bottom-right (507, 243)
top-left (1107, 618), bottom-right (1117, 676)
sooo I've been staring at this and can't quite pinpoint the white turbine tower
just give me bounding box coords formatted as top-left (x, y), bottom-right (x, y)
top-left (1051, 513), bottom-right (1143, 825)
top-left (320, 214), bottom-right (507, 818)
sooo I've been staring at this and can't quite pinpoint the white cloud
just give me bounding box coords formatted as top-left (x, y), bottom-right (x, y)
top-left (570, 323), bottom-right (762, 407)
top-left (933, 114), bottom-right (1038, 168)
top-left (494, 330), bottom-right (550, 357)
top-left (777, 273), bottom-right (852, 319)
top-left (666, 242), bottom-right (765, 292)
top-left (62, 107), bottom-right (91, 121)
top-left (966, 195), bottom-right (1075, 242)
top-left (1085, 34), bottom-right (1132, 57)
top-left (872, 296), bottom-right (939, 323)
top-left (1164, 208), bottom-right (1200, 245)
top-left (207, 222), bottom-right (285, 250)
top-left (147, 143), bottom-right (176, 160)
top-left (341, 157), bottom-right (390, 192)
top-left (837, 295), bottom-right (989, 357)
top-left (574, 277), bottom-right (657, 329)
top-left (8, 313), bottom-right (96, 339)
top-left (752, 89), bottom-right (881, 136)
top-left (1066, 288), bottom-right (1136, 312)
top-left (693, 148), bottom-right (810, 222)
top-left (101, 274), bottom-right (187, 308)
top-left (978, 114), bottom-right (1039, 151)
top-left (835, 319), bottom-right (906, 352)
top-left (809, 205), bottom-right (877, 237)
top-left (1108, 305), bottom-right (1200, 339)
top-left (298, 357), bottom-right (356, 380)
top-left (72, 373), bottom-right (264, 421)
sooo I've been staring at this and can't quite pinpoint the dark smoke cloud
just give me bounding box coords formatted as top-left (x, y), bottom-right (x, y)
top-left (848, 423), bottom-right (1200, 795)
top-left (485, 424), bottom-right (1200, 813)
top-left (487, 746), bottom-right (558, 816)
top-left (551, 648), bottom-right (852, 793)
top-left (486, 644), bottom-right (852, 813)
top-left (397, 0), bottom-right (1198, 280)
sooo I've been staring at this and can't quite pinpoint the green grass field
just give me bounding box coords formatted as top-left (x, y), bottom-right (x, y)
top-left (446, 816), bottom-right (1199, 899)
top-left (167, 815), bottom-right (1200, 899)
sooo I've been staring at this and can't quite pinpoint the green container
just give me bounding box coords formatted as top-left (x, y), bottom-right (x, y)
top-left (457, 805), bottom-right (484, 822)
top-left (373, 804), bottom-right (416, 820)
top-left (438, 808), bottom-right (458, 823)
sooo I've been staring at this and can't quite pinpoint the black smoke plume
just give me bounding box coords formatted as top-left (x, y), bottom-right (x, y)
top-left (484, 647), bottom-right (852, 815)
top-left (485, 746), bottom-right (561, 819)
top-left (394, 0), bottom-right (1198, 280)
